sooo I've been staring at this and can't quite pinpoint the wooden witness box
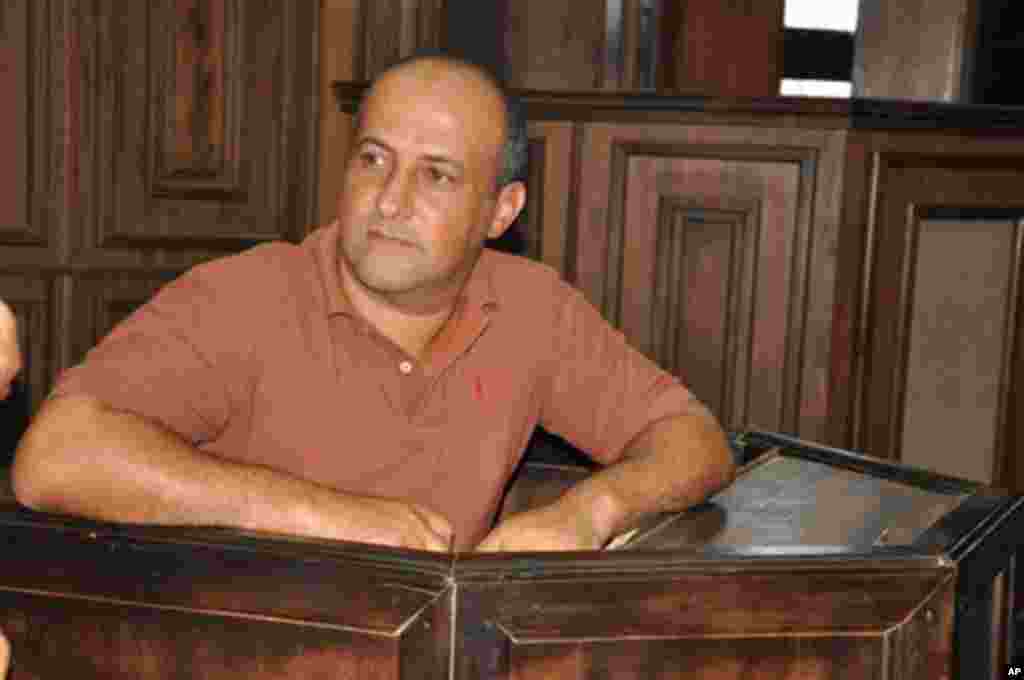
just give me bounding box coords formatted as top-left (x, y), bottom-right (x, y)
top-left (1, 431), bottom-right (1022, 678)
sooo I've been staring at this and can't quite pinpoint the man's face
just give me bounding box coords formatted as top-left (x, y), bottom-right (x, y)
top-left (336, 62), bottom-right (520, 311)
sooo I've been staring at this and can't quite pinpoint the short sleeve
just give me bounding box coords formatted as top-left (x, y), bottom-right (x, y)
top-left (537, 284), bottom-right (713, 466)
top-left (50, 259), bottom-right (261, 445)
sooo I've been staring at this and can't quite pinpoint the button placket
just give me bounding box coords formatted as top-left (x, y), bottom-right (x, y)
top-left (399, 360), bottom-right (413, 375)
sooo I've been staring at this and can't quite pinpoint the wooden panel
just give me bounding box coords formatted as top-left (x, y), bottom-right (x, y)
top-left (454, 564), bottom-right (954, 679)
top-left (73, 0), bottom-right (319, 269)
top-left (658, 0), bottom-right (785, 96)
top-left (852, 149), bottom-right (1024, 486)
top-left (627, 155), bottom-right (795, 433)
top-left (358, 0), bottom-right (444, 81)
top-left (623, 454), bottom-right (970, 552)
top-left (854, 0), bottom-right (980, 102)
top-left (900, 218), bottom-right (1019, 484)
top-left (64, 273), bottom-right (181, 373)
top-left (0, 0), bottom-right (61, 258)
top-left (0, 0), bottom-right (29, 231)
top-left (0, 511), bottom-right (452, 678)
top-left (576, 123), bottom-right (845, 440)
top-left (522, 121), bottom-right (575, 278)
top-left (505, 0), bottom-right (607, 91)
top-left (318, 1), bottom-right (361, 225)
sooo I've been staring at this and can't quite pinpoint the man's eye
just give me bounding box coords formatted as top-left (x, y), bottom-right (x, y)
top-left (359, 151), bottom-right (383, 167)
top-left (427, 168), bottom-right (453, 184)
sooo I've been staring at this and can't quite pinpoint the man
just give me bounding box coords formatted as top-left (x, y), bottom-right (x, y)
top-left (12, 52), bottom-right (735, 553)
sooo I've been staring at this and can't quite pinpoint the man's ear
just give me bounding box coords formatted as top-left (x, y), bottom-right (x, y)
top-left (488, 181), bottom-right (527, 240)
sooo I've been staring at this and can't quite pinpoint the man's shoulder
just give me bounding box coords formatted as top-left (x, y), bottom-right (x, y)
top-left (181, 235), bottom-right (319, 301)
top-left (482, 248), bottom-right (572, 304)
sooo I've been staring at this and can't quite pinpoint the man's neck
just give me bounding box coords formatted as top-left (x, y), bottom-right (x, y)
top-left (339, 261), bottom-right (461, 361)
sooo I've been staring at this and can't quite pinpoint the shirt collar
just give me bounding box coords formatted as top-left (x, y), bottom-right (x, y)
top-left (315, 220), bottom-right (499, 319)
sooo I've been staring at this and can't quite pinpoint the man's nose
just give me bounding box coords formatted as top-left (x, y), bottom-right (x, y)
top-left (376, 168), bottom-right (413, 219)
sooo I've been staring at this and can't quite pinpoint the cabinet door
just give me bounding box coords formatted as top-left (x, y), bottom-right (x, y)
top-left (850, 139), bottom-right (1024, 488)
top-left (453, 560), bottom-right (954, 679)
top-left (0, 513), bottom-right (452, 678)
top-left (574, 122), bottom-right (845, 441)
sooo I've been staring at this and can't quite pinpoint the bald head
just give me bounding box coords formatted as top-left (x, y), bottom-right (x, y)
top-left (360, 53), bottom-right (527, 190)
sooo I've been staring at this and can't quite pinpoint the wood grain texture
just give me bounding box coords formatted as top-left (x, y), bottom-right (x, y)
top-left (0, 508), bottom-right (452, 678)
top-left (73, 0), bottom-right (318, 260)
top-left (4, 442), bottom-right (1020, 678)
top-left (358, 0), bottom-right (444, 82)
top-left (454, 563), bottom-right (954, 679)
top-left (505, 0), bottom-right (607, 91)
top-left (575, 122), bottom-right (844, 440)
top-left (658, 0), bottom-right (785, 97)
top-left (854, 0), bottom-right (981, 102)
top-left (0, 0), bottom-right (64, 410)
top-left (0, 0), bottom-right (320, 408)
top-left (523, 122), bottom-right (576, 278)
top-left (841, 135), bottom-right (1024, 490)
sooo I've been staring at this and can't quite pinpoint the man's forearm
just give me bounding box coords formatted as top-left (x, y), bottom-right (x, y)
top-left (11, 394), bottom-right (338, 537)
top-left (556, 414), bottom-right (737, 544)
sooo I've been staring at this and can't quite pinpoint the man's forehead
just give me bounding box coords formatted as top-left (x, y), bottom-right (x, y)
top-left (366, 60), bottom-right (504, 120)
top-left (359, 62), bottom-right (505, 155)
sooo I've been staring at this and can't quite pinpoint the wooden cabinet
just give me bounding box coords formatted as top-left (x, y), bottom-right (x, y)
top-left (3, 432), bottom-right (1020, 678)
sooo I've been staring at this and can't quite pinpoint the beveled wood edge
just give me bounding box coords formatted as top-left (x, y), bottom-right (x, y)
top-left (332, 81), bottom-right (1024, 131)
top-left (739, 430), bottom-right (986, 495)
top-left (0, 582), bottom-right (453, 637)
top-left (0, 503), bottom-right (453, 576)
top-left (494, 570), bottom-right (957, 642)
top-left (452, 548), bottom-right (951, 582)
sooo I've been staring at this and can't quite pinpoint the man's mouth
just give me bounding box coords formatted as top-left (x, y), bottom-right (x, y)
top-left (370, 230), bottom-right (414, 247)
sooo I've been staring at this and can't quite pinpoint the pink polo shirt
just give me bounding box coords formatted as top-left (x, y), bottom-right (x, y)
top-left (51, 221), bottom-right (711, 550)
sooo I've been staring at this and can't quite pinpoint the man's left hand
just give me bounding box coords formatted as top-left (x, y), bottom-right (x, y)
top-left (474, 499), bottom-right (606, 552)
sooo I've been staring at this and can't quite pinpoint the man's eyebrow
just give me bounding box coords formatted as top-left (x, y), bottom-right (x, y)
top-left (357, 136), bottom-right (464, 171)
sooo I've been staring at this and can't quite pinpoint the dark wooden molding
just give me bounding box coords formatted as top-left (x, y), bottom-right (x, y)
top-left (0, 0), bottom-right (62, 248)
top-left (333, 81), bottom-right (1024, 132)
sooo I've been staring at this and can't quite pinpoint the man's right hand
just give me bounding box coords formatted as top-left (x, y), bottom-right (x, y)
top-left (313, 493), bottom-right (454, 552)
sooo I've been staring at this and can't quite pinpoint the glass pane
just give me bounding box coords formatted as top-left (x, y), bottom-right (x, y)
top-left (784, 0), bottom-right (859, 32)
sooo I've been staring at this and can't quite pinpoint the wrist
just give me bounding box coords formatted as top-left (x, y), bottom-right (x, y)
top-left (559, 477), bottom-right (625, 545)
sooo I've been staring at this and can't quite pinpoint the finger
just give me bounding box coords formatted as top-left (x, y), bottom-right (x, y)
top-left (412, 505), bottom-right (453, 542)
top-left (474, 530), bottom-right (502, 553)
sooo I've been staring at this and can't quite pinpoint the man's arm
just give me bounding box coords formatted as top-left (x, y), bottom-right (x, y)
top-left (558, 412), bottom-right (735, 543)
top-left (12, 394), bottom-right (453, 551)
top-left (476, 412), bottom-right (735, 551)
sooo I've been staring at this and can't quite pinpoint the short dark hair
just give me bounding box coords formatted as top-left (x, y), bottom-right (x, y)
top-left (363, 50), bottom-right (528, 191)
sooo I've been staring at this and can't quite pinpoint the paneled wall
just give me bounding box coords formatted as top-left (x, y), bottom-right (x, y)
top-left (834, 131), bottom-right (1024, 487)
top-left (0, 0), bottom-right (319, 414)
top-left (5, 1), bottom-right (1024, 494)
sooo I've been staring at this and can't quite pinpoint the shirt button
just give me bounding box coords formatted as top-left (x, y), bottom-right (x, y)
top-left (399, 360), bottom-right (414, 374)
